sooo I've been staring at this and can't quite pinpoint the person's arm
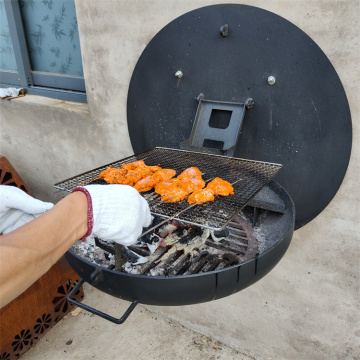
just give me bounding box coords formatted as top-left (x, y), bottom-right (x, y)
top-left (0, 192), bottom-right (88, 308)
top-left (0, 184), bottom-right (151, 308)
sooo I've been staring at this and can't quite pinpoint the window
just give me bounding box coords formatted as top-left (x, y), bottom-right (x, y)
top-left (0, 0), bottom-right (86, 102)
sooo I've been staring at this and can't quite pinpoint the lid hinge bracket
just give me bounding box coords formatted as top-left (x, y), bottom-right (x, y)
top-left (180, 94), bottom-right (254, 156)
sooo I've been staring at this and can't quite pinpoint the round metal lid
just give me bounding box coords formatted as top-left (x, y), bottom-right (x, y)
top-left (127, 4), bottom-right (352, 229)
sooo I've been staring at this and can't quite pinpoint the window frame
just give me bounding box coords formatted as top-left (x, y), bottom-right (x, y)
top-left (0, 0), bottom-right (86, 103)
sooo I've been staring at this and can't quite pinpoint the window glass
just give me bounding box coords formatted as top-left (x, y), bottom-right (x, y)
top-left (20, 0), bottom-right (83, 76)
top-left (0, 0), bottom-right (17, 71)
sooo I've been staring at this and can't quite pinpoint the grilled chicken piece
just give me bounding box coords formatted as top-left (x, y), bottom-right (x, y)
top-left (187, 177), bottom-right (234, 204)
top-left (99, 161), bottom-right (163, 186)
top-left (152, 169), bottom-right (176, 182)
top-left (124, 167), bottom-right (153, 186)
top-left (134, 175), bottom-right (158, 192)
top-left (121, 160), bottom-right (146, 171)
top-left (147, 165), bottom-right (162, 173)
top-left (161, 188), bottom-right (189, 203)
top-left (99, 167), bottom-right (128, 184)
top-left (154, 178), bottom-right (181, 195)
top-left (134, 169), bottom-right (176, 192)
top-left (177, 167), bottom-right (201, 181)
top-left (121, 160), bottom-right (161, 172)
top-left (158, 170), bottom-right (205, 202)
top-left (178, 177), bottom-right (205, 193)
top-left (188, 188), bottom-right (215, 204)
top-left (207, 177), bottom-right (234, 196)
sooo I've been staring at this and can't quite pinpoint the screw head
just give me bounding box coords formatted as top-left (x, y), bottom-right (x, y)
top-left (175, 70), bottom-right (183, 79)
top-left (268, 76), bottom-right (276, 85)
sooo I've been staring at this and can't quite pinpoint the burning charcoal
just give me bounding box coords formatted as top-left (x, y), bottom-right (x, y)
top-left (128, 246), bottom-right (150, 257)
top-left (121, 246), bottom-right (148, 265)
top-left (157, 221), bottom-right (179, 237)
top-left (162, 226), bottom-right (192, 246)
top-left (145, 233), bottom-right (162, 253)
top-left (159, 227), bottom-right (210, 263)
top-left (210, 227), bottom-right (230, 242)
top-left (135, 232), bottom-right (162, 254)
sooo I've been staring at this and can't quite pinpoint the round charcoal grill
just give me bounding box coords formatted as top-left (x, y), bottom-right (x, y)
top-left (56, 4), bottom-right (351, 324)
top-left (65, 181), bottom-right (294, 323)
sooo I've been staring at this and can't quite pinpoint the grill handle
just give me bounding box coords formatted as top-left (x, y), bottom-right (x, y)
top-left (67, 278), bottom-right (138, 324)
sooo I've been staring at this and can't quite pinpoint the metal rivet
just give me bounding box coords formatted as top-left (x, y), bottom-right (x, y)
top-left (175, 70), bottom-right (183, 79)
top-left (268, 76), bottom-right (276, 85)
top-left (220, 24), bottom-right (229, 37)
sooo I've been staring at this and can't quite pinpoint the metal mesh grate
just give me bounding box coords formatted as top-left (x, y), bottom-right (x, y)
top-left (54, 147), bottom-right (282, 230)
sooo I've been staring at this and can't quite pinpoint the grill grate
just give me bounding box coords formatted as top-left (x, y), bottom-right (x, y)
top-left (54, 147), bottom-right (282, 230)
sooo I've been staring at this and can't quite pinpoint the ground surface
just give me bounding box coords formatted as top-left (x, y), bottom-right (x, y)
top-left (20, 285), bottom-right (253, 360)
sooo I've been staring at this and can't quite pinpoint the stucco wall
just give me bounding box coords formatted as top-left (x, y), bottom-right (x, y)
top-left (0, 1), bottom-right (359, 359)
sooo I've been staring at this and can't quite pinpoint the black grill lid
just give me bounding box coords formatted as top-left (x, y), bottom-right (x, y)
top-left (127, 4), bottom-right (352, 229)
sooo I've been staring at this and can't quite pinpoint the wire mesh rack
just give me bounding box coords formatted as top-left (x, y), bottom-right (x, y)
top-left (54, 147), bottom-right (282, 230)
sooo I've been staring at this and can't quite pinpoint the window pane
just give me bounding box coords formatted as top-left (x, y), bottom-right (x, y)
top-left (20, 0), bottom-right (83, 77)
top-left (0, 0), bottom-right (17, 71)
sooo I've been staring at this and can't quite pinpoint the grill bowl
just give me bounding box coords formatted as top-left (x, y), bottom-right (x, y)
top-left (65, 180), bottom-right (294, 306)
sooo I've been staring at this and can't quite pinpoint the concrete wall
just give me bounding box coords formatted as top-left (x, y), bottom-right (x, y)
top-left (0, 1), bottom-right (359, 359)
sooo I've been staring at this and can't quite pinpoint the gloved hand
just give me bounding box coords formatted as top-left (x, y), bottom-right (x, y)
top-left (0, 185), bottom-right (54, 235)
top-left (72, 185), bottom-right (152, 246)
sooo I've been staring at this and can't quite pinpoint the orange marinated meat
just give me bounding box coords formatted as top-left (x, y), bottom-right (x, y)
top-left (188, 188), bottom-right (215, 204)
top-left (161, 188), bottom-right (189, 203)
top-left (134, 175), bottom-right (158, 192)
top-left (147, 165), bottom-right (162, 172)
top-left (124, 167), bottom-right (153, 186)
top-left (152, 169), bottom-right (176, 182)
top-left (121, 160), bottom-right (146, 171)
top-left (154, 178), bottom-right (181, 195)
top-left (99, 167), bottom-right (128, 184)
top-left (134, 169), bottom-right (176, 192)
top-left (178, 177), bottom-right (205, 193)
top-left (157, 169), bottom-right (205, 202)
top-left (207, 177), bottom-right (234, 196)
top-left (177, 167), bottom-right (201, 181)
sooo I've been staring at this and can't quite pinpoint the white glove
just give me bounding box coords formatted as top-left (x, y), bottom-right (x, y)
top-left (0, 185), bottom-right (54, 235)
top-left (72, 185), bottom-right (152, 246)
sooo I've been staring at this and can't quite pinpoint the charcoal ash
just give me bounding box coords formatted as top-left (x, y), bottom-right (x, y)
top-left (71, 213), bottom-right (261, 276)
top-left (121, 246), bottom-right (148, 265)
top-left (210, 227), bottom-right (230, 242)
top-left (135, 232), bottom-right (162, 254)
top-left (72, 235), bottom-right (115, 267)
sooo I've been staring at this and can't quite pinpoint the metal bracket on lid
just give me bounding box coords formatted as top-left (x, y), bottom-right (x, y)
top-left (180, 94), bottom-right (254, 156)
